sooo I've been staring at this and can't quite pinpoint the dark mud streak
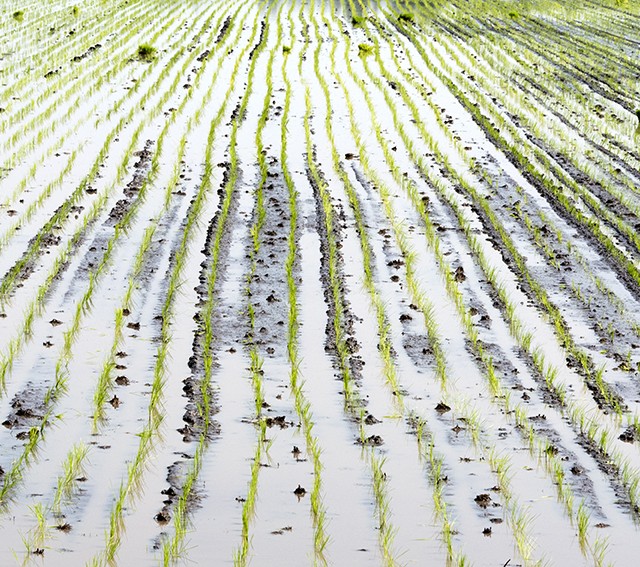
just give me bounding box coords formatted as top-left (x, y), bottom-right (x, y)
top-left (155, 157), bottom-right (238, 533)
top-left (62, 140), bottom-right (155, 300)
top-left (477, 152), bottom-right (638, 366)
top-left (513, 73), bottom-right (640, 184)
top-left (248, 20), bottom-right (266, 61)
top-left (183, 160), bottom-right (233, 443)
top-left (250, 156), bottom-right (291, 359)
top-left (105, 140), bottom-right (154, 226)
top-left (392, 23), bottom-right (640, 307)
top-left (506, 121), bottom-right (640, 260)
top-left (2, 384), bottom-right (46, 432)
top-left (577, 431), bottom-right (640, 519)
top-left (136, 169), bottom-right (189, 294)
top-left (305, 151), bottom-right (364, 391)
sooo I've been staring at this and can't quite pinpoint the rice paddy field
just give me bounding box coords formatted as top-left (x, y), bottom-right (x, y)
top-left (1, 0), bottom-right (640, 564)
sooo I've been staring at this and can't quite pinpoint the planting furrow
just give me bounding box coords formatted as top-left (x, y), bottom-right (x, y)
top-left (0, 0), bottom-right (238, 544)
top-left (0, 0), bottom-right (225, 401)
top-left (0, 0), bottom-right (211, 285)
top-left (384, 24), bottom-right (640, 410)
top-left (360, 7), bottom-right (640, 560)
top-left (376, 2), bottom-right (640, 426)
top-left (336, 10), bottom-right (636, 564)
top-left (157, 5), bottom-right (276, 563)
top-left (331, 30), bottom-right (586, 567)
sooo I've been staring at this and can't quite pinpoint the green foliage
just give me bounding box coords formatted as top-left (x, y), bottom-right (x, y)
top-left (12, 10), bottom-right (24, 22)
top-left (358, 43), bottom-right (374, 56)
top-left (137, 43), bottom-right (156, 62)
top-left (398, 12), bottom-right (414, 22)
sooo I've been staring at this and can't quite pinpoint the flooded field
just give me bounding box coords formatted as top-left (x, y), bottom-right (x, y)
top-left (1, 0), bottom-right (640, 564)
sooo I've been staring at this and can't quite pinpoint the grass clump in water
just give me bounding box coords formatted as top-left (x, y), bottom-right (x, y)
top-left (358, 43), bottom-right (374, 56)
top-left (137, 44), bottom-right (157, 62)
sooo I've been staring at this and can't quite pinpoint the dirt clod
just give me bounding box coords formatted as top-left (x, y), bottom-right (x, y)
top-left (154, 510), bottom-right (171, 524)
top-left (359, 434), bottom-right (384, 446)
top-left (619, 426), bottom-right (637, 444)
top-left (265, 415), bottom-right (289, 428)
top-left (271, 526), bottom-right (293, 535)
top-left (474, 493), bottom-right (492, 508)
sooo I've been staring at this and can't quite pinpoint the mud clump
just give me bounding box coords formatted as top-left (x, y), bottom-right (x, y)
top-left (71, 43), bottom-right (101, 62)
top-left (3, 385), bottom-right (46, 430)
top-left (264, 415), bottom-right (291, 429)
top-left (271, 526), bottom-right (293, 535)
top-left (570, 464), bottom-right (584, 475)
top-left (154, 510), bottom-right (171, 524)
top-left (619, 426), bottom-right (637, 444)
top-left (196, 49), bottom-right (210, 62)
top-left (474, 493), bottom-right (492, 508)
top-left (358, 434), bottom-right (384, 446)
top-left (453, 266), bottom-right (466, 282)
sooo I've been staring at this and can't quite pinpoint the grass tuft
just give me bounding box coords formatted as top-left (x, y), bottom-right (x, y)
top-left (137, 44), bottom-right (157, 62)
